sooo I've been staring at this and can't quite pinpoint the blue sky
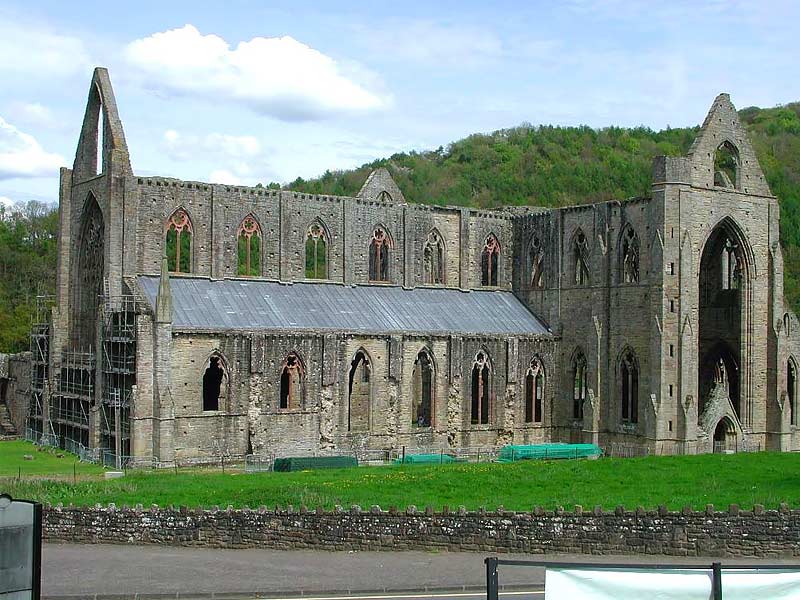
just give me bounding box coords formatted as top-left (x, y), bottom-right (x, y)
top-left (1, 0), bottom-right (799, 206)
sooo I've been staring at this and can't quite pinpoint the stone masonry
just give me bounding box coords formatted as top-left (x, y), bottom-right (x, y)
top-left (11, 67), bottom-right (800, 463)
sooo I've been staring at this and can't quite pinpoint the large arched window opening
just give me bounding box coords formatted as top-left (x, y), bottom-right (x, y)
top-left (572, 350), bottom-right (588, 419)
top-left (481, 234), bottom-right (500, 286)
top-left (789, 358), bottom-right (797, 427)
top-left (471, 351), bottom-right (491, 425)
top-left (525, 358), bottom-right (544, 424)
top-left (714, 141), bottom-right (740, 189)
top-left (368, 227), bottom-right (391, 282)
top-left (202, 355), bottom-right (226, 411)
top-left (423, 229), bottom-right (445, 285)
top-left (699, 219), bottom-right (750, 424)
top-left (573, 229), bottom-right (590, 285)
top-left (306, 222), bottom-right (328, 279)
top-left (165, 209), bottom-right (193, 273)
top-left (619, 348), bottom-right (639, 424)
top-left (348, 350), bottom-right (371, 431)
top-left (237, 214), bottom-right (261, 277)
top-left (412, 349), bottom-right (435, 427)
top-left (529, 236), bottom-right (544, 288)
top-left (74, 194), bottom-right (104, 347)
top-left (620, 225), bottom-right (640, 283)
top-left (279, 352), bottom-right (305, 410)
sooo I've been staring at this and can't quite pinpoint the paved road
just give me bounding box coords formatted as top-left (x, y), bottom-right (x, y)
top-left (42, 543), bottom-right (800, 599)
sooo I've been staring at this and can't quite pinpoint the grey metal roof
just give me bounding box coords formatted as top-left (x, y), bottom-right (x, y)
top-left (138, 276), bottom-right (551, 336)
top-left (139, 276), bottom-right (549, 335)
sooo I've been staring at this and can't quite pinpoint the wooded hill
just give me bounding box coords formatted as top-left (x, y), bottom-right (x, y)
top-left (1, 103), bottom-right (798, 353)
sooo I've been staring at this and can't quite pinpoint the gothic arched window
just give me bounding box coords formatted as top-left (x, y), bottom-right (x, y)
top-left (721, 237), bottom-right (742, 290)
top-left (412, 349), bottom-right (435, 427)
top-left (789, 357), bottom-right (797, 427)
top-left (348, 350), bottom-right (372, 430)
top-left (573, 229), bottom-right (590, 285)
top-left (306, 222), bottom-right (328, 279)
top-left (481, 234), bottom-right (500, 286)
top-left (202, 355), bottom-right (226, 411)
top-left (620, 348), bottom-right (639, 424)
top-left (714, 141), bottom-right (739, 189)
top-left (471, 351), bottom-right (491, 424)
top-left (369, 227), bottom-right (391, 282)
top-left (620, 226), bottom-right (640, 283)
top-left (279, 352), bottom-right (304, 410)
top-left (423, 230), bottom-right (445, 285)
top-left (529, 236), bottom-right (544, 288)
top-left (525, 358), bottom-right (545, 423)
top-left (165, 209), bottom-right (192, 273)
top-left (573, 351), bottom-right (588, 419)
top-left (237, 214), bottom-right (261, 277)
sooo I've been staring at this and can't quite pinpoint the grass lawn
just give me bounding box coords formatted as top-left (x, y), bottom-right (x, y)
top-left (2, 450), bottom-right (799, 511)
top-left (0, 440), bottom-right (105, 478)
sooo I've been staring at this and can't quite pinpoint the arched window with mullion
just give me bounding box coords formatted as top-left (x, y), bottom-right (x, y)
top-left (306, 222), bottom-right (328, 279)
top-left (165, 209), bottom-right (193, 273)
top-left (237, 214), bottom-right (261, 277)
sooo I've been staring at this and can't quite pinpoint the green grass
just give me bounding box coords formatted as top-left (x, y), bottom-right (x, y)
top-left (2, 451), bottom-right (799, 511)
top-left (0, 440), bottom-right (105, 478)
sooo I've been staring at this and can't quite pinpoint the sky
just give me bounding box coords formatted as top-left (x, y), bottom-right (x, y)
top-left (1, 0), bottom-right (799, 206)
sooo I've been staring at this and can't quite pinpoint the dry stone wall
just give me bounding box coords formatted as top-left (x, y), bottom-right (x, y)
top-left (43, 504), bottom-right (800, 557)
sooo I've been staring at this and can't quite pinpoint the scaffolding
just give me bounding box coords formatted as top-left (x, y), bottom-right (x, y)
top-left (100, 294), bottom-right (138, 465)
top-left (51, 350), bottom-right (94, 448)
top-left (28, 295), bottom-right (53, 442)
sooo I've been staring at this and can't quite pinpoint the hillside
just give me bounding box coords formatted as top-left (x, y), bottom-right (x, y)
top-left (1, 103), bottom-right (799, 353)
top-left (289, 102), bottom-right (800, 311)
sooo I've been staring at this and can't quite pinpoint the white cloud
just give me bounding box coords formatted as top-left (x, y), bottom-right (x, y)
top-left (164, 129), bottom-right (262, 159)
top-left (0, 196), bottom-right (14, 208)
top-left (0, 19), bottom-right (90, 77)
top-left (0, 117), bottom-right (65, 180)
top-left (208, 170), bottom-right (243, 185)
top-left (124, 25), bottom-right (388, 121)
top-left (9, 102), bottom-right (57, 128)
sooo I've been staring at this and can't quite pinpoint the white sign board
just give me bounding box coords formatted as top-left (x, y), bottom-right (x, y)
top-left (0, 495), bottom-right (41, 600)
top-left (546, 567), bottom-right (800, 599)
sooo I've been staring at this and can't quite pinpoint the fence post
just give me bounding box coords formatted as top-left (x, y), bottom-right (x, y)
top-left (485, 557), bottom-right (499, 600)
top-left (711, 561), bottom-right (722, 600)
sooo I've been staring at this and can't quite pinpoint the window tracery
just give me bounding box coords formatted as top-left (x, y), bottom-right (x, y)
top-left (165, 209), bottom-right (192, 273)
top-left (369, 227), bottom-right (391, 282)
top-left (620, 226), bottom-right (640, 283)
top-left (237, 214), bottom-right (261, 277)
top-left (574, 230), bottom-right (590, 285)
top-left (481, 234), bottom-right (500, 286)
top-left (306, 222), bottom-right (328, 279)
top-left (471, 351), bottom-right (491, 424)
top-left (525, 358), bottom-right (544, 423)
top-left (423, 230), bottom-right (445, 285)
top-left (529, 236), bottom-right (544, 288)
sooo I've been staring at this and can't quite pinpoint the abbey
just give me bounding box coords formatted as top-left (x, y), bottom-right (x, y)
top-left (11, 68), bottom-right (800, 464)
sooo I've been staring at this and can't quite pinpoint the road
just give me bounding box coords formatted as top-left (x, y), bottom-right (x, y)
top-left (42, 543), bottom-right (800, 599)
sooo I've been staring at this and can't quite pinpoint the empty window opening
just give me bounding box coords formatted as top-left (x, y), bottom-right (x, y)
top-left (714, 141), bottom-right (739, 189)
top-left (471, 351), bottom-right (491, 424)
top-left (348, 351), bottom-right (371, 431)
top-left (789, 358), bottom-right (797, 427)
top-left (412, 350), bottom-right (434, 427)
top-left (369, 227), bottom-right (391, 282)
top-left (525, 358), bottom-right (545, 423)
top-left (306, 223), bottom-right (328, 279)
top-left (669, 420), bottom-right (673, 432)
top-left (279, 353), bottom-right (304, 410)
top-left (620, 349), bottom-right (639, 424)
top-left (721, 238), bottom-right (742, 290)
top-left (669, 344), bottom-right (674, 357)
top-left (165, 209), bottom-right (192, 273)
top-left (529, 236), bottom-right (545, 288)
top-left (423, 230), bottom-right (445, 285)
top-left (670, 262), bottom-right (675, 275)
top-left (670, 299), bottom-right (675, 313)
top-left (573, 229), bottom-right (590, 285)
top-left (237, 214), bottom-right (261, 276)
top-left (202, 357), bottom-right (224, 411)
top-left (481, 234), bottom-right (500, 286)
top-left (620, 226), bottom-right (640, 283)
top-left (572, 351), bottom-right (588, 420)
top-left (669, 384), bottom-right (673, 397)
top-left (784, 313), bottom-right (791, 337)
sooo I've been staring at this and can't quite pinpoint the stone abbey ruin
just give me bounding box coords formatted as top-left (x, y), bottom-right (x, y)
top-left (3, 67), bottom-right (800, 465)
